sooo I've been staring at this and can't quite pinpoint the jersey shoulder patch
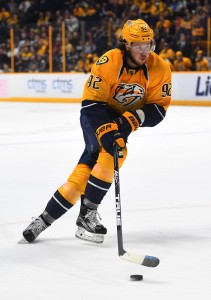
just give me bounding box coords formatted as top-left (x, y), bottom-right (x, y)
top-left (96, 56), bottom-right (109, 65)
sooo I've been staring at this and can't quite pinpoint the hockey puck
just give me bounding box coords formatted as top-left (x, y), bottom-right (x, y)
top-left (130, 274), bottom-right (143, 281)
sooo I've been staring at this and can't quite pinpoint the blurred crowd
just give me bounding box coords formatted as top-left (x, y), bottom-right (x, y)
top-left (0, 0), bottom-right (210, 73)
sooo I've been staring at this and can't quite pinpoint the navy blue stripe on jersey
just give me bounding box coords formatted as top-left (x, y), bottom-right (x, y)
top-left (85, 174), bottom-right (111, 204)
top-left (117, 64), bottom-right (124, 80)
top-left (81, 100), bottom-right (120, 131)
top-left (141, 104), bottom-right (166, 127)
top-left (45, 190), bottom-right (73, 220)
top-left (142, 64), bottom-right (148, 81)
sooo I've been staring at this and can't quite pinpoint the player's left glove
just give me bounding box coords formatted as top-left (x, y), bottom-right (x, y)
top-left (96, 122), bottom-right (125, 156)
top-left (114, 110), bottom-right (144, 136)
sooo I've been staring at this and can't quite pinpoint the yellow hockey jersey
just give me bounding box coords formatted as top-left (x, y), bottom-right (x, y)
top-left (82, 48), bottom-right (171, 114)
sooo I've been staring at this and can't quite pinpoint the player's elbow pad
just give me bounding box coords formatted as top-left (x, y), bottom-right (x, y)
top-left (141, 104), bottom-right (166, 127)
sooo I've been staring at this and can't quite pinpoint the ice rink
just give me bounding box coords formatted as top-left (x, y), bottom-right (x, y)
top-left (0, 102), bottom-right (211, 300)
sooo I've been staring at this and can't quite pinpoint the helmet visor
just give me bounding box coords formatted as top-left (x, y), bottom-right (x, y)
top-left (130, 43), bottom-right (152, 54)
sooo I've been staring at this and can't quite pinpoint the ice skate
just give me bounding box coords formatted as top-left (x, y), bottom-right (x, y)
top-left (22, 216), bottom-right (50, 243)
top-left (75, 201), bottom-right (107, 243)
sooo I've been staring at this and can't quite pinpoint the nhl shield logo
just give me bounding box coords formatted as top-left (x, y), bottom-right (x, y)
top-left (113, 83), bottom-right (145, 107)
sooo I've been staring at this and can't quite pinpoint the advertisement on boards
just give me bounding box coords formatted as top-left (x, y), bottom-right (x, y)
top-left (0, 72), bottom-right (211, 104)
top-left (7, 73), bottom-right (89, 99)
top-left (0, 78), bottom-right (9, 98)
top-left (172, 72), bottom-right (211, 102)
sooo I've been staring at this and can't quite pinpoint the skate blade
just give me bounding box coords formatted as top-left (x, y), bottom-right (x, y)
top-left (75, 227), bottom-right (104, 244)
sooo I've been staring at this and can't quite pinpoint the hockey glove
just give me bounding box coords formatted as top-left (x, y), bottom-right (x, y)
top-left (96, 122), bottom-right (125, 156)
top-left (115, 110), bottom-right (144, 135)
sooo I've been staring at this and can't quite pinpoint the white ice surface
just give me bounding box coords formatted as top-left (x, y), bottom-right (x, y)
top-left (0, 102), bottom-right (211, 300)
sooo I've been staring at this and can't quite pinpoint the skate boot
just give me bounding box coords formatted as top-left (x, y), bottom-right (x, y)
top-left (75, 198), bottom-right (107, 243)
top-left (23, 216), bottom-right (50, 243)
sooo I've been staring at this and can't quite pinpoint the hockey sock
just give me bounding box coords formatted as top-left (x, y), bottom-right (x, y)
top-left (81, 195), bottom-right (99, 210)
top-left (41, 190), bottom-right (73, 224)
top-left (84, 174), bottom-right (111, 205)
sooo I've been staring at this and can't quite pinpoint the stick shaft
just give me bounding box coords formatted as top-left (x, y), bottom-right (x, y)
top-left (113, 144), bottom-right (160, 267)
top-left (114, 144), bottom-right (126, 255)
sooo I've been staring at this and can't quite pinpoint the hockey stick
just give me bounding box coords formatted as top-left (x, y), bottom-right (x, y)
top-left (113, 143), bottom-right (160, 267)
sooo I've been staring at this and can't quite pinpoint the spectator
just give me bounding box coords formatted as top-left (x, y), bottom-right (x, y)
top-left (17, 29), bottom-right (28, 50)
top-left (18, 0), bottom-right (32, 15)
top-left (160, 2), bottom-right (173, 19)
top-left (0, 46), bottom-right (10, 69)
top-left (36, 54), bottom-right (47, 71)
top-left (69, 31), bottom-right (80, 48)
top-left (175, 32), bottom-right (192, 58)
top-left (86, 5), bottom-right (97, 20)
top-left (173, 51), bottom-right (192, 71)
top-left (163, 58), bottom-right (175, 71)
top-left (36, 31), bottom-right (48, 57)
top-left (20, 45), bottom-right (33, 70)
top-left (74, 52), bottom-right (85, 72)
top-left (0, 6), bottom-right (10, 22)
top-left (169, 0), bottom-right (180, 13)
top-left (27, 53), bottom-right (38, 72)
top-left (180, 9), bottom-right (193, 37)
top-left (84, 53), bottom-right (98, 73)
top-left (65, 44), bottom-right (78, 69)
top-left (83, 31), bottom-right (96, 54)
top-left (159, 42), bottom-right (175, 63)
top-left (26, 52), bottom-right (47, 72)
top-left (155, 15), bottom-right (171, 32)
top-left (64, 10), bottom-right (79, 33)
top-left (37, 11), bottom-right (50, 26)
top-left (73, 3), bottom-right (86, 19)
top-left (6, 12), bottom-right (18, 26)
top-left (191, 12), bottom-right (206, 41)
top-left (193, 50), bottom-right (209, 71)
top-left (0, 63), bottom-right (12, 72)
top-left (0, 13), bottom-right (9, 43)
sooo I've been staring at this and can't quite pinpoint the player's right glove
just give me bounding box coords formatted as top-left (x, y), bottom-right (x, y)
top-left (114, 110), bottom-right (144, 137)
top-left (96, 122), bottom-right (125, 156)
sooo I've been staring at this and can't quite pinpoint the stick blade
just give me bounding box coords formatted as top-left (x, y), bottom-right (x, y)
top-left (120, 252), bottom-right (160, 267)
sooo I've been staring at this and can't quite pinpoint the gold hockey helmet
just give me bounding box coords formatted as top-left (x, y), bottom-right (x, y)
top-left (121, 19), bottom-right (154, 44)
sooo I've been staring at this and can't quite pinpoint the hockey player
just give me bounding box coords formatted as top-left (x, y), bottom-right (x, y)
top-left (22, 19), bottom-right (171, 243)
